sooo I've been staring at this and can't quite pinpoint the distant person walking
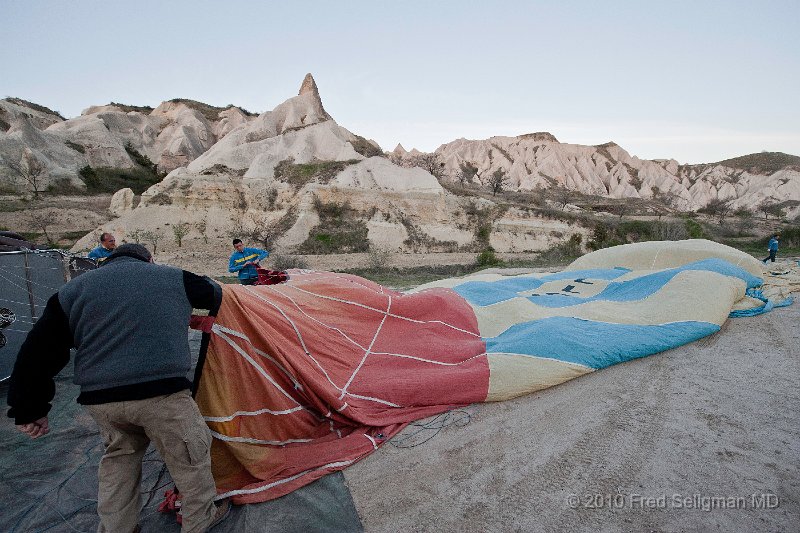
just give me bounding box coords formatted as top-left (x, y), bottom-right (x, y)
top-left (762, 234), bottom-right (780, 263)
top-left (228, 238), bottom-right (269, 285)
top-left (88, 232), bottom-right (116, 264)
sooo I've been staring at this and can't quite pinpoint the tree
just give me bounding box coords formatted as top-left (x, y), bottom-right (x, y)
top-left (699, 198), bottom-right (732, 223)
top-left (6, 149), bottom-right (46, 199)
top-left (410, 153), bottom-right (447, 179)
top-left (236, 213), bottom-right (276, 251)
top-left (28, 210), bottom-right (58, 246)
top-left (554, 187), bottom-right (574, 210)
top-left (733, 207), bottom-right (753, 235)
top-left (456, 161), bottom-right (478, 188)
top-left (650, 186), bottom-right (669, 220)
top-left (128, 229), bottom-right (143, 244)
top-left (172, 223), bottom-right (190, 247)
top-left (486, 168), bottom-right (509, 196)
top-left (609, 202), bottom-right (628, 219)
top-left (758, 201), bottom-right (784, 221)
top-left (655, 189), bottom-right (681, 213)
top-left (140, 230), bottom-right (162, 254)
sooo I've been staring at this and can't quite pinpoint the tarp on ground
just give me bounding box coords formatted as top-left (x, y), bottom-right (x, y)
top-left (194, 239), bottom-right (795, 504)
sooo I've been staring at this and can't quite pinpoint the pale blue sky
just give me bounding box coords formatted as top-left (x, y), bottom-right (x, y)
top-left (2, 0), bottom-right (798, 164)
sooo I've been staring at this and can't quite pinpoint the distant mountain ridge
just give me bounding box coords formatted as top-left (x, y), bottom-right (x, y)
top-left (424, 135), bottom-right (799, 216)
top-left (1, 77), bottom-right (798, 224)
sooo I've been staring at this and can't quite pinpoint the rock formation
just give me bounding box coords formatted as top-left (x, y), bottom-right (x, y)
top-left (109, 188), bottom-right (134, 216)
top-left (424, 136), bottom-right (800, 217)
top-left (1, 75), bottom-right (796, 269)
top-left (72, 75), bottom-right (565, 261)
top-left (0, 97), bottom-right (256, 193)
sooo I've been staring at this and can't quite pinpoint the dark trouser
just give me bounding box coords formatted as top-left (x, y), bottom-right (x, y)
top-left (763, 250), bottom-right (777, 262)
top-left (239, 277), bottom-right (257, 285)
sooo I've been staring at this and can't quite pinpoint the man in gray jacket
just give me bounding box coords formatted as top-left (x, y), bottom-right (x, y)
top-left (8, 244), bottom-right (228, 532)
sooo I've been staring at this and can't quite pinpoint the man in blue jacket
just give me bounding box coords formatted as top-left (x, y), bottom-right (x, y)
top-left (228, 238), bottom-right (269, 285)
top-left (88, 232), bottom-right (116, 263)
top-left (762, 234), bottom-right (780, 263)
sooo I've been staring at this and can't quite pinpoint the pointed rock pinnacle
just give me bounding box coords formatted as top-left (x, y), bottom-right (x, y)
top-left (299, 73), bottom-right (320, 97)
top-left (297, 73), bottom-right (331, 120)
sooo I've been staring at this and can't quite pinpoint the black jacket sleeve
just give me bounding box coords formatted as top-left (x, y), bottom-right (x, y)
top-left (7, 293), bottom-right (74, 424)
top-left (182, 271), bottom-right (222, 314)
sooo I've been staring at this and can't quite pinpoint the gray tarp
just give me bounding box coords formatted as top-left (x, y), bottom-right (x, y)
top-left (0, 330), bottom-right (363, 532)
top-left (0, 251), bottom-right (78, 381)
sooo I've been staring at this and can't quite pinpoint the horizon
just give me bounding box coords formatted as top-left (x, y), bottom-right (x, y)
top-left (3, 0), bottom-right (799, 165)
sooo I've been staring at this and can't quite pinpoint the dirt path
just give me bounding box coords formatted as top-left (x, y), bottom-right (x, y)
top-left (344, 304), bottom-right (799, 532)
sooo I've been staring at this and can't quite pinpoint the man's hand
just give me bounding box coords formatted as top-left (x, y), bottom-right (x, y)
top-left (17, 416), bottom-right (49, 439)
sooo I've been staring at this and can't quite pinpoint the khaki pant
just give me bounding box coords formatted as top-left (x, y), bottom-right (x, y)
top-left (86, 390), bottom-right (217, 533)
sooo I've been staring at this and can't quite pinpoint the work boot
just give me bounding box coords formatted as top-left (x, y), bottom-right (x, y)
top-left (206, 499), bottom-right (231, 531)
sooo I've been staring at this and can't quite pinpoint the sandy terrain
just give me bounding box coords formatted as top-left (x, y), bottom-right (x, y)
top-left (344, 302), bottom-right (799, 532)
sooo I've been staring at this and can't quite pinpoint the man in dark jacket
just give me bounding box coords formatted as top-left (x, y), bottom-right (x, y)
top-left (762, 233), bottom-right (780, 263)
top-left (8, 243), bottom-right (228, 532)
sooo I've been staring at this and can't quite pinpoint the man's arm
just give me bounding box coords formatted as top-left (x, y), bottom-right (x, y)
top-left (228, 254), bottom-right (244, 273)
top-left (183, 271), bottom-right (222, 312)
top-left (7, 293), bottom-right (74, 426)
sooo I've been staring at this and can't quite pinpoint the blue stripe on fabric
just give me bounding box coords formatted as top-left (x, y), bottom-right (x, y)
top-left (527, 258), bottom-right (763, 308)
top-left (453, 267), bottom-right (630, 307)
top-left (728, 290), bottom-right (794, 317)
top-left (484, 316), bottom-right (720, 369)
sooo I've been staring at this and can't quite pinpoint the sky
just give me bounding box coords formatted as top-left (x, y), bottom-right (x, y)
top-left (2, 0), bottom-right (799, 164)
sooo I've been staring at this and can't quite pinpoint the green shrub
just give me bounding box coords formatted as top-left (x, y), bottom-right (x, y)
top-left (46, 178), bottom-right (85, 195)
top-left (274, 158), bottom-right (359, 187)
top-left (7, 97), bottom-right (65, 120)
top-left (297, 198), bottom-right (369, 254)
top-left (535, 234), bottom-right (584, 265)
top-left (200, 164), bottom-right (246, 176)
top-left (476, 248), bottom-right (504, 267)
top-left (587, 223), bottom-right (620, 250)
top-left (149, 192), bottom-right (173, 205)
top-left (124, 143), bottom-right (160, 174)
top-left (167, 98), bottom-right (246, 121)
top-left (775, 227), bottom-right (800, 248)
top-left (716, 152), bottom-right (800, 174)
top-left (684, 218), bottom-right (705, 238)
top-left (476, 224), bottom-right (491, 243)
top-left (618, 220), bottom-right (655, 242)
top-left (108, 102), bottom-right (154, 114)
top-left (350, 135), bottom-right (383, 158)
top-left (79, 165), bottom-right (162, 194)
top-left (271, 254), bottom-right (310, 270)
top-left (397, 214), bottom-right (459, 252)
